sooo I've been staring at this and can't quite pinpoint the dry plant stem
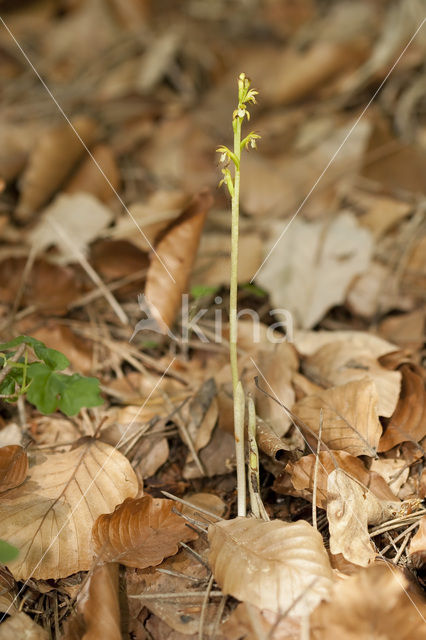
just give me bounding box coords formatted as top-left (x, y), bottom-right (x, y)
top-left (235, 381), bottom-right (246, 517)
top-left (248, 394), bottom-right (260, 518)
top-left (312, 408), bottom-right (323, 530)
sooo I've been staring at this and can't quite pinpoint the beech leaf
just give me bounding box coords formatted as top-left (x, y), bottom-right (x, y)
top-left (144, 189), bottom-right (213, 331)
top-left (293, 378), bottom-right (382, 456)
top-left (92, 495), bottom-right (198, 568)
top-left (63, 563), bottom-right (120, 640)
top-left (0, 445), bottom-right (28, 492)
top-left (0, 439), bottom-right (138, 580)
top-left (327, 469), bottom-right (400, 566)
top-left (208, 517), bottom-right (334, 615)
top-left (310, 564), bottom-right (426, 640)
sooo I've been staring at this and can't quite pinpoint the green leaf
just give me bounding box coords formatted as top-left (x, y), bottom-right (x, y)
top-left (0, 335), bottom-right (41, 351)
top-left (26, 365), bottom-right (103, 416)
top-left (0, 539), bottom-right (19, 563)
top-left (240, 282), bottom-right (267, 298)
top-left (191, 285), bottom-right (220, 300)
top-left (26, 363), bottom-right (64, 414)
top-left (33, 343), bottom-right (69, 370)
top-left (57, 374), bottom-right (103, 416)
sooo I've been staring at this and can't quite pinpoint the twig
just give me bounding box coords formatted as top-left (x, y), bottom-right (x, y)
top-left (161, 490), bottom-right (224, 522)
top-left (128, 590), bottom-right (223, 600)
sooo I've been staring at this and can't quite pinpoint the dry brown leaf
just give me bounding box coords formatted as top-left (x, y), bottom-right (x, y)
top-left (346, 261), bottom-right (397, 319)
top-left (0, 445), bottom-right (28, 493)
top-left (0, 257), bottom-right (83, 316)
top-left (222, 602), bottom-right (301, 640)
top-left (293, 330), bottom-right (397, 358)
top-left (293, 379), bottom-right (382, 457)
top-left (63, 563), bottom-right (121, 640)
top-left (182, 492), bottom-right (226, 522)
top-left (64, 144), bottom-right (120, 203)
top-left (310, 564), bottom-right (426, 640)
top-left (31, 323), bottom-right (93, 375)
top-left (192, 231), bottom-right (263, 287)
top-left (0, 611), bottom-right (48, 639)
top-left (370, 458), bottom-right (410, 497)
top-left (126, 539), bottom-right (221, 636)
top-left (259, 40), bottom-right (368, 106)
top-left (90, 239), bottom-right (148, 284)
top-left (145, 189), bottom-right (212, 331)
top-left (379, 364), bottom-right (426, 451)
top-left (408, 516), bottom-right (426, 565)
top-left (356, 192), bottom-right (412, 238)
top-left (183, 421), bottom-right (236, 479)
top-left (17, 116), bottom-right (97, 220)
top-left (327, 470), bottom-right (400, 566)
top-left (302, 340), bottom-right (401, 417)
top-left (0, 568), bottom-right (17, 616)
top-left (111, 190), bottom-right (189, 252)
top-left (241, 118), bottom-right (370, 219)
top-left (255, 343), bottom-right (298, 437)
top-left (379, 310), bottom-right (425, 351)
top-left (281, 451), bottom-right (397, 509)
top-left (0, 439), bottom-right (138, 580)
top-left (257, 212), bottom-right (372, 329)
top-left (208, 517), bottom-right (334, 615)
top-left (403, 234), bottom-right (426, 296)
top-left (92, 495), bottom-right (198, 568)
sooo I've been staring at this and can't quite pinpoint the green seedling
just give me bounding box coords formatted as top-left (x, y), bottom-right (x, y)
top-left (217, 73), bottom-right (260, 516)
top-left (0, 335), bottom-right (103, 416)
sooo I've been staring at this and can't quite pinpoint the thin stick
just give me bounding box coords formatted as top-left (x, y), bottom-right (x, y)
top-left (199, 574), bottom-right (214, 640)
top-left (161, 491), bottom-right (224, 522)
top-left (312, 409), bottom-right (323, 530)
top-left (129, 590), bottom-right (223, 600)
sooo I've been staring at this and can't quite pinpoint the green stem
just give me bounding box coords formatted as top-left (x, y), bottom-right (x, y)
top-left (230, 115), bottom-right (241, 396)
top-left (230, 114), bottom-right (246, 517)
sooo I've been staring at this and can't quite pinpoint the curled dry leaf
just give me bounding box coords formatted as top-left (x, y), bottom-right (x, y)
top-left (293, 378), bottom-right (382, 457)
top-left (17, 116), bottom-right (97, 220)
top-left (327, 470), bottom-right (400, 567)
top-left (379, 364), bottom-right (426, 451)
top-left (144, 189), bottom-right (213, 331)
top-left (310, 564), bottom-right (426, 640)
top-left (64, 144), bottom-right (120, 203)
top-left (0, 445), bottom-right (28, 492)
top-left (208, 517), bottom-right (334, 616)
top-left (92, 495), bottom-right (198, 568)
top-left (0, 439), bottom-right (138, 580)
top-left (63, 563), bottom-right (120, 640)
top-left (280, 451), bottom-right (397, 509)
top-left (302, 340), bottom-right (401, 417)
